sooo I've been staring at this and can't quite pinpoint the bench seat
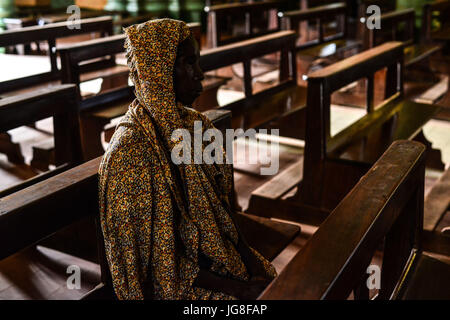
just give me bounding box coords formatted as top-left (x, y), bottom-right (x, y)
top-left (398, 253), bottom-right (450, 299)
top-left (330, 100), bottom-right (441, 164)
top-left (0, 245), bottom-right (100, 300)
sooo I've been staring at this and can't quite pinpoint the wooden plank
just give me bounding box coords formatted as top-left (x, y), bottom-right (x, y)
top-left (308, 42), bottom-right (404, 92)
top-left (280, 2), bottom-right (346, 21)
top-left (206, 0), bottom-right (281, 13)
top-left (424, 168), bottom-right (450, 232)
top-left (251, 158), bottom-right (303, 200)
top-left (0, 16), bottom-right (113, 46)
top-left (200, 31), bottom-right (296, 72)
top-left (0, 85), bottom-right (78, 132)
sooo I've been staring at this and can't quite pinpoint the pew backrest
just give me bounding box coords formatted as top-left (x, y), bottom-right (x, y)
top-left (205, 0), bottom-right (283, 47)
top-left (367, 9), bottom-right (415, 49)
top-left (0, 84), bottom-right (82, 197)
top-left (199, 30), bottom-right (298, 130)
top-left (0, 16), bottom-right (114, 94)
top-left (304, 42), bottom-right (404, 164)
top-left (260, 140), bottom-right (426, 299)
top-left (279, 2), bottom-right (347, 51)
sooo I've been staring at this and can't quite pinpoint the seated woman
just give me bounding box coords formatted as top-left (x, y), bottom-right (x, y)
top-left (99, 18), bottom-right (276, 300)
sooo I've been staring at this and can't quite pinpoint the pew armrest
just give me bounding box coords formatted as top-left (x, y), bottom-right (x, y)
top-left (259, 140), bottom-right (426, 300)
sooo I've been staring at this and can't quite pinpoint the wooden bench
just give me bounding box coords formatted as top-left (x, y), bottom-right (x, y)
top-left (205, 0), bottom-right (283, 48)
top-left (260, 140), bottom-right (450, 300)
top-left (422, 0), bottom-right (450, 120)
top-left (0, 17), bottom-right (114, 165)
top-left (0, 84), bottom-right (82, 197)
top-left (367, 8), bottom-right (442, 69)
top-left (0, 110), bottom-right (300, 300)
top-left (0, 16), bottom-right (114, 96)
top-left (278, 2), bottom-right (361, 82)
top-left (199, 30), bottom-right (307, 140)
top-left (247, 42), bottom-right (444, 225)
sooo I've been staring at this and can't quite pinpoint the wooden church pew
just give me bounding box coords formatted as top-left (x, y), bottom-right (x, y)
top-left (0, 110), bottom-right (300, 300)
top-left (260, 140), bottom-right (450, 300)
top-left (199, 30), bottom-right (307, 140)
top-left (0, 84), bottom-right (82, 197)
top-left (421, 0), bottom-right (450, 120)
top-left (0, 17), bottom-right (114, 166)
top-left (0, 16), bottom-right (114, 96)
top-left (278, 2), bottom-right (361, 82)
top-left (205, 0), bottom-right (284, 48)
top-left (366, 8), bottom-right (441, 70)
top-left (247, 42), bottom-right (444, 225)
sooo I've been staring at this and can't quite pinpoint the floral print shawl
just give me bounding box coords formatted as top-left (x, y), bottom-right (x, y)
top-left (98, 19), bottom-right (275, 300)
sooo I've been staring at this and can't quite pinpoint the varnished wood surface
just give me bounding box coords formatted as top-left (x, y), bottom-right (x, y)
top-left (307, 42), bottom-right (403, 88)
top-left (424, 167), bottom-right (450, 232)
top-left (331, 99), bottom-right (440, 163)
top-left (398, 253), bottom-right (450, 299)
top-left (0, 245), bottom-right (100, 300)
top-left (260, 140), bottom-right (426, 299)
top-left (0, 16), bottom-right (114, 94)
top-left (0, 85), bottom-right (82, 179)
top-left (205, 0), bottom-right (282, 47)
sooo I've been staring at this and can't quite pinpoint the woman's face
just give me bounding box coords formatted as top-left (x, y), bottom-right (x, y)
top-left (174, 36), bottom-right (204, 106)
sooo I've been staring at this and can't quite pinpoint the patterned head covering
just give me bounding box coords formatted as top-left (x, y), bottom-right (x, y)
top-left (99, 19), bottom-right (275, 300)
top-left (124, 18), bottom-right (191, 151)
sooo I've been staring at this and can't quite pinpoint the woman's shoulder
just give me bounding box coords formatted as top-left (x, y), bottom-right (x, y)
top-left (100, 117), bottom-right (156, 176)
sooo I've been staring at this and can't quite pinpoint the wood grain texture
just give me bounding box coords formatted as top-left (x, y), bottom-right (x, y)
top-left (260, 140), bottom-right (426, 300)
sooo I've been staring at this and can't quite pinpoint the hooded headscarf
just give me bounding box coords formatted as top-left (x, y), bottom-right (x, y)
top-left (99, 19), bottom-right (275, 300)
